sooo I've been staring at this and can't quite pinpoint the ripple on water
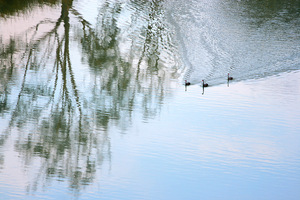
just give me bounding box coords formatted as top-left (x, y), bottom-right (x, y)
top-left (164, 0), bottom-right (300, 85)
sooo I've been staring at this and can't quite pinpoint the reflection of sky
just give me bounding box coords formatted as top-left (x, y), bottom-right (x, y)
top-left (103, 70), bottom-right (300, 200)
top-left (3, 71), bottom-right (300, 199)
top-left (0, 5), bottom-right (61, 42)
top-left (74, 0), bottom-right (102, 26)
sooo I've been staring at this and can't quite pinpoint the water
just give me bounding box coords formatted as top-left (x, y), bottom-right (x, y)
top-left (0, 0), bottom-right (300, 199)
top-left (165, 0), bottom-right (300, 84)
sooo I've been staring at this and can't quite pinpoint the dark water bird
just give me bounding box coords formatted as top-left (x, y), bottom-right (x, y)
top-left (202, 80), bottom-right (208, 87)
top-left (227, 73), bottom-right (233, 80)
top-left (185, 80), bottom-right (191, 86)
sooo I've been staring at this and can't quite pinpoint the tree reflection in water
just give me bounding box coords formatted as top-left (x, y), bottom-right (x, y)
top-left (0, 0), bottom-right (181, 196)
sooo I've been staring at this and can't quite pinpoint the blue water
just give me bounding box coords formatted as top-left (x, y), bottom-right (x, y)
top-left (0, 0), bottom-right (300, 199)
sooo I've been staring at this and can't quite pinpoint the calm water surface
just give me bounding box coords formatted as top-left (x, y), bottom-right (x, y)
top-left (0, 0), bottom-right (300, 199)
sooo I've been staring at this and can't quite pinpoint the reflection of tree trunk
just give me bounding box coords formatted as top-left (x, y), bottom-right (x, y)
top-left (61, 0), bottom-right (83, 128)
top-left (61, 0), bottom-right (73, 18)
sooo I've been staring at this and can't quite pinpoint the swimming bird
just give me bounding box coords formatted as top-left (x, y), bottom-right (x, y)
top-left (185, 80), bottom-right (191, 86)
top-left (227, 73), bottom-right (233, 80)
top-left (202, 80), bottom-right (208, 87)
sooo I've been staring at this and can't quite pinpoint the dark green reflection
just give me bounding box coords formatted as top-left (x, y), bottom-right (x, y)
top-left (238, 0), bottom-right (300, 25)
top-left (0, 0), bottom-right (59, 16)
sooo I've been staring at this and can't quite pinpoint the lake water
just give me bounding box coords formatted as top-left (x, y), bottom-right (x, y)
top-left (1, 0), bottom-right (300, 199)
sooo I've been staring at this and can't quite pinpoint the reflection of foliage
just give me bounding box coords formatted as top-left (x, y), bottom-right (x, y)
top-left (79, 0), bottom-right (180, 123)
top-left (0, 0), bottom-right (180, 196)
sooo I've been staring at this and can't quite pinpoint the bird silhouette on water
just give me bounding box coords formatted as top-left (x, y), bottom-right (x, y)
top-left (185, 80), bottom-right (191, 86)
top-left (202, 80), bottom-right (208, 87)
